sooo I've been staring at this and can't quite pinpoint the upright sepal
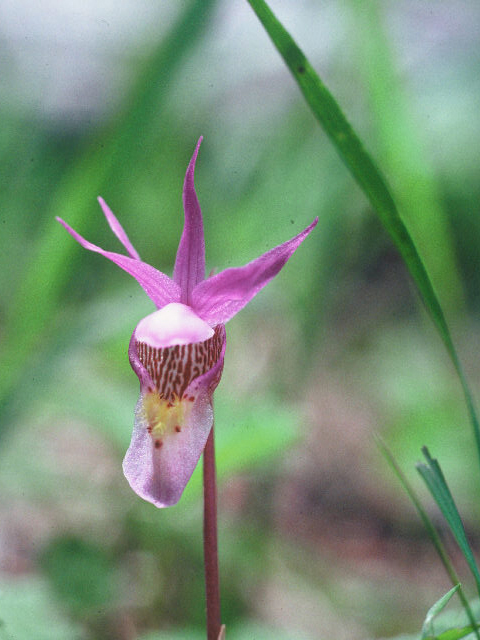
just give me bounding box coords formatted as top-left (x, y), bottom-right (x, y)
top-left (173, 137), bottom-right (206, 305)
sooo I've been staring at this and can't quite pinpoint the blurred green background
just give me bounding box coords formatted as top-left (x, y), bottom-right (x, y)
top-left (1, 1), bottom-right (480, 638)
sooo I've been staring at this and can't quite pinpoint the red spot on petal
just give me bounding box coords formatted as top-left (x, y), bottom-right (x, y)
top-left (188, 396), bottom-right (195, 402)
top-left (154, 439), bottom-right (163, 449)
top-left (167, 402), bottom-right (173, 408)
top-left (175, 425), bottom-right (181, 433)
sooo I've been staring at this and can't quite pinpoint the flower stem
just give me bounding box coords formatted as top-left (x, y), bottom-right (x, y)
top-left (203, 425), bottom-right (221, 640)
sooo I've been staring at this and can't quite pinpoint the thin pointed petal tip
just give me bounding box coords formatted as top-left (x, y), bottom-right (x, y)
top-left (303, 215), bottom-right (318, 238)
top-left (302, 216), bottom-right (319, 235)
top-left (174, 138), bottom-right (206, 301)
top-left (194, 135), bottom-right (203, 155)
top-left (185, 136), bottom-right (204, 180)
top-left (97, 196), bottom-right (141, 260)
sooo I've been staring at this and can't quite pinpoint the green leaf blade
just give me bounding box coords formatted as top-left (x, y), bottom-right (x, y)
top-left (417, 448), bottom-right (480, 598)
top-left (422, 585), bottom-right (460, 639)
top-left (377, 437), bottom-right (480, 640)
top-left (435, 626), bottom-right (480, 640)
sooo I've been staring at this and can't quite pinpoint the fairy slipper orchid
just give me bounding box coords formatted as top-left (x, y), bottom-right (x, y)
top-left (57, 138), bottom-right (317, 508)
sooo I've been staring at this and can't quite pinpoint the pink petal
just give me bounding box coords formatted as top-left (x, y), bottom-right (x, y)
top-left (173, 138), bottom-right (206, 304)
top-left (191, 218), bottom-right (318, 325)
top-left (56, 217), bottom-right (180, 308)
top-left (123, 325), bottom-right (226, 507)
top-left (97, 197), bottom-right (141, 260)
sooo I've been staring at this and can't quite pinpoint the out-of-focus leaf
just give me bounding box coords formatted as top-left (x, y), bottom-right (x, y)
top-left (138, 632), bottom-right (203, 640)
top-left (40, 537), bottom-right (119, 617)
top-left (138, 621), bottom-right (310, 640)
top-left (230, 622), bottom-right (310, 639)
top-left (0, 577), bottom-right (84, 640)
top-left (181, 394), bottom-right (297, 504)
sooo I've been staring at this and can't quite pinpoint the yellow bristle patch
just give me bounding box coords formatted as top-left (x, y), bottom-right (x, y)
top-left (142, 392), bottom-right (193, 439)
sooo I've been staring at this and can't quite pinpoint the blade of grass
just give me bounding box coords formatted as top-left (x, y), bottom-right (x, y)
top-left (422, 585), bottom-right (459, 639)
top-left (376, 436), bottom-right (480, 639)
top-left (417, 447), bottom-right (480, 598)
top-left (245, 0), bottom-right (480, 471)
top-left (0, 0), bottom-right (218, 419)
top-left (434, 627), bottom-right (480, 640)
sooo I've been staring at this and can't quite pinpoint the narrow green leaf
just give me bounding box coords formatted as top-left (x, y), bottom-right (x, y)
top-left (245, 0), bottom-right (480, 470)
top-left (422, 585), bottom-right (460, 639)
top-left (417, 447), bottom-right (480, 598)
top-left (376, 437), bottom-right (480, 640)
top-left (434, 626), bottom-right (480, 640)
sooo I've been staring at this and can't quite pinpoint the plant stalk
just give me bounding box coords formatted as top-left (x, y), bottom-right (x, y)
top-left (203, 425), bottom-right (221, 640)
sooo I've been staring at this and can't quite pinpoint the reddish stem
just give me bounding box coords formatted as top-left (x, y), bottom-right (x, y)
top-left (203, 425), bottom-right (221, 640)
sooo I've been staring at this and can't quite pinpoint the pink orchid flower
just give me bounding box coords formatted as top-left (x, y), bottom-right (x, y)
top-left (57, 139), bottom-right (317, 508)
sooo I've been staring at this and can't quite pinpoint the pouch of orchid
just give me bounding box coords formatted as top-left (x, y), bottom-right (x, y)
top-left (57, 138), bottom-right (317, 509)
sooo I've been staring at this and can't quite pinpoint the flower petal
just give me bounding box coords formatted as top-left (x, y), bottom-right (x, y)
top-left (191, 217), bottom-right (318, 325)
top-left (56, 217), bottom-right (180, 308)
top-left (173, 138), bottom-right (206, 304)
top-left (97, 197), bottom-right (141, 260)
top-left (123, 325), bottom-right (226, 507)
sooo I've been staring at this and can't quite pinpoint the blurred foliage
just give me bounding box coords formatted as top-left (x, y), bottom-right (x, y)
top-left (40, 537), bottom-right (119, 618)
top-left (1, 0), bottom-right (480, 639)
top-left (0, 577), bottom-right (84, 640)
